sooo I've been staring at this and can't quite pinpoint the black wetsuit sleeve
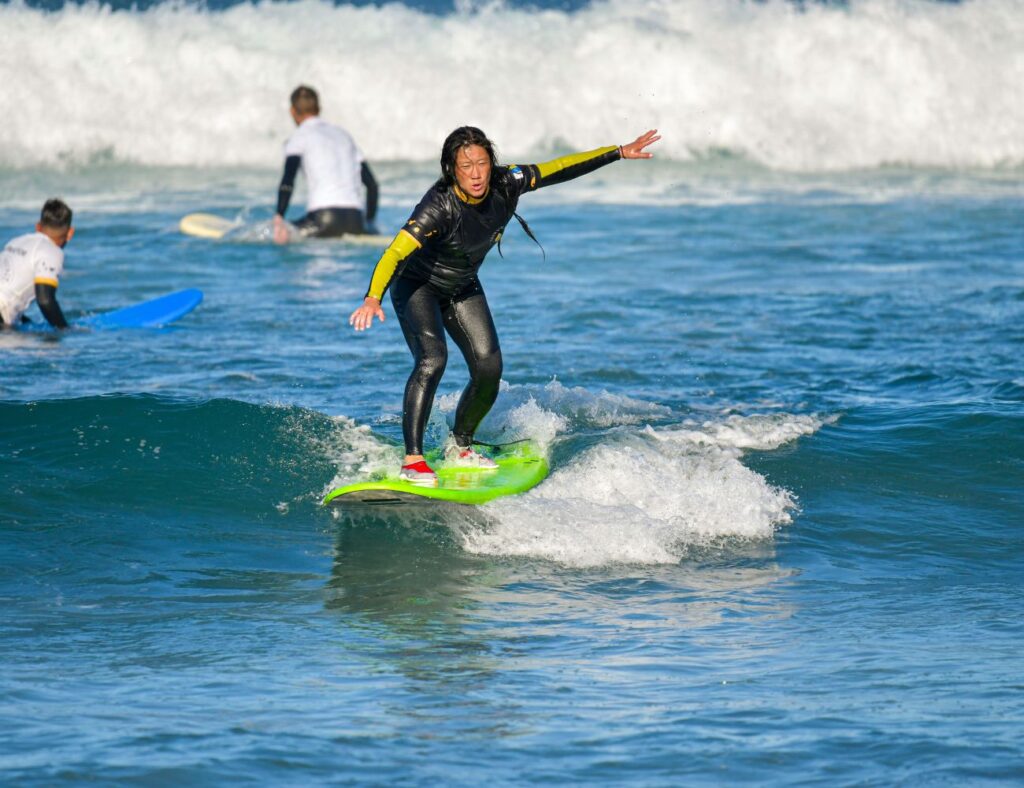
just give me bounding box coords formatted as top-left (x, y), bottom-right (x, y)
top-left (276, 155), bottom-right (301, 217)
top-left (512, 146), bottom-right (622, 194)
top-left (401, 186), bottom-right (451, 247)
top-left (361, 162), bottom-right (379, 224)
top-left (35, 283), bottom-right (68, 329)
top-left (364, 186), bottom-right (451, 300)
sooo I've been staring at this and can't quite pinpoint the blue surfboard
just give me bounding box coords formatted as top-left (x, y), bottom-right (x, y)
top-left (79, 288), bottom-right (203, 329)
top-left (17, 288), bottom-right (203, 331)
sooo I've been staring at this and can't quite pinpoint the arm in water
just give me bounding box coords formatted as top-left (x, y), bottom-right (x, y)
top-left (273, 155), bottom-right (301, 244)
top-left (361, 162), bottom-right (379, 228)
top-left (35, 283), bottom-right (68, 329)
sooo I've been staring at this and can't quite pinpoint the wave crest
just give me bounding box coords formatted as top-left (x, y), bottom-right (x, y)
top-left (1, 0), bottom-right (1021, 171)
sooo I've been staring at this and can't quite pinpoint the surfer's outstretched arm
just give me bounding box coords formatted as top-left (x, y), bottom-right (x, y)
top-left (515, 129), bottom-right (660, 192)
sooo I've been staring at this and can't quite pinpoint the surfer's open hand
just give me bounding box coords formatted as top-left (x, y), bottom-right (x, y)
top-left (620, 129), bottom-right (660, 159)
top-left (349, 296), bottom-right (385, 331)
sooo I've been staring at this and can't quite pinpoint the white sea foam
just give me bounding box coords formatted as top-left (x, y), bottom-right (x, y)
top-left (651, 412), bottom-right (832, 453)
top-left (453, 405), bottom-right (827, 567)
top-left (318, 413), bottom-right (403, 493)
top-left (1, 0), bottom-right (1021, 171)
top-left (436, 379), bottom-right (672, 433)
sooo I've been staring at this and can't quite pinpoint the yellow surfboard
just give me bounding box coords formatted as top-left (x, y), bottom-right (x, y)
top-left (179, 212), bottom-right (239, 239)
top-left (179, 212), bottom-right (390, 246)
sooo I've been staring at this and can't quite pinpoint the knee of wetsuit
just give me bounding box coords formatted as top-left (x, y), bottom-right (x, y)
top-left (472, 348), bottom-right (503, 387)
top-left (414, 346), bottom-right (448, 383)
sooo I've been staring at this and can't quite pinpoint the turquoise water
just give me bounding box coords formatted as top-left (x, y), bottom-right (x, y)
top-left (3, 0), bottom-right (1024, 783)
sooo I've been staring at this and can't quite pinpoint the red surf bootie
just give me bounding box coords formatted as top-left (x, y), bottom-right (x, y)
top-left (399, 460), bottom-right (438, 486)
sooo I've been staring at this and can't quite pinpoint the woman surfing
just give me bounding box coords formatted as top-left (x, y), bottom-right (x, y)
top-left (349, 127), bottom-right (660, 485)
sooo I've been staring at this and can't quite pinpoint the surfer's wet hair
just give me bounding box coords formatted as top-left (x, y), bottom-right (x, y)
top-left (439, 126), bottom-right (543, 258)
top-left (290, 85), bottom-right (320, 116)
top-left (440, 126), bottom-right (500, 188)
top-left (40, 199), bottom-right (72, 231)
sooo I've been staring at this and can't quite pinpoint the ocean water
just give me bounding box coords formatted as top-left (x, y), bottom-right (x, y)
top-left (2, 0), bottom-right (1023, 784)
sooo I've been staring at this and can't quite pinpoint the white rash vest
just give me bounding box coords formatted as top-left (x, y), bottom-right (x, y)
top-left (283, 116), bottom-right (366, 213)
top-left (0, 232), bottom-right (65, 324)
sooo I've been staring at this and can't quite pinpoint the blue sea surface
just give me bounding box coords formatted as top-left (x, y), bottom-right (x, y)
top-left (2, 0), bottom-right (1024, 784)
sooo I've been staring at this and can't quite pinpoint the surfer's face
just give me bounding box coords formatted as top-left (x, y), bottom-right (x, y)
top-left (454, 145), bottom-right (491, 198)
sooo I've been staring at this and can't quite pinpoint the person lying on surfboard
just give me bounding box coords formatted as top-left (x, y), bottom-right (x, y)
top-left (272, 85), bottom-right (379, 243)
top-left (348, 127), bottom-right (660, 485)
top-left (0, 199), bottom-right (74, 330)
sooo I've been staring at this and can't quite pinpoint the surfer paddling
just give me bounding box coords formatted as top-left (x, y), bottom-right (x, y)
top-left (0, 199), bottom-right (74, 330)
top-left (273, 85), bottom-right (379, 243)
top-left (349, 127), bottom-right (660, 485)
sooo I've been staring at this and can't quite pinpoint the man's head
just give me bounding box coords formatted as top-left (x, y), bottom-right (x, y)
top-left (36, 198), bottom-right (74, 248)
top-left (290, 85), bottom-right (320, 125)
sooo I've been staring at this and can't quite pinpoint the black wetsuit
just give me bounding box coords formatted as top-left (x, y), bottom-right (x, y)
top-left (364, 146), bottom-right (621, 455)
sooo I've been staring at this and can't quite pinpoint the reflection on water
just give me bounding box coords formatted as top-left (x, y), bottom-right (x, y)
top-left (325, 506), bottom-right (799, 692)
top-left (324, 505), bottom-right (537, 746)
top-left (326, 505), bottom-right (494, 624)
top-left (325, 506), bottom-right (507, 691)
top-left (0, 328), bottom-right (61, 352)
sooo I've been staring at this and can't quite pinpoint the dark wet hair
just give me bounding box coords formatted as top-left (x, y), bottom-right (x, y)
top-left (290, 85), bottom-right (320, 116)
top-left (439, 126), bottom-right (500, 188)
top-left (439, 126), bottom-right (545, 259)
top-left (40, 198), bottom-right (72, 231)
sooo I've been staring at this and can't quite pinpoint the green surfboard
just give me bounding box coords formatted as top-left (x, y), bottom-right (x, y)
top-left (323, 441), bottom-right (549, 506)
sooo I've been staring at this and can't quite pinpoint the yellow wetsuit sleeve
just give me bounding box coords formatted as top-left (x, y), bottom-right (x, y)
top-left (511, 146), bottom-right (621, 193)
top-left (536, 146), bottom-right (620, 181)
top-left (366, 229), bottom-right (421, 301)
